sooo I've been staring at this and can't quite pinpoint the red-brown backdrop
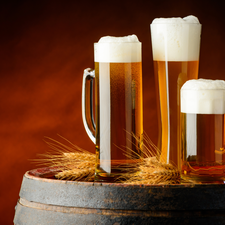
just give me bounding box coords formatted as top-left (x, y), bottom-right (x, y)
top-left (1, 0), bottom-right (225, 224)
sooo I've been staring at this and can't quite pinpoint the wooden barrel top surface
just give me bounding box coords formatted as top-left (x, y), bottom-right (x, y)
top-left (19, 167), bottom-right (225, 211)
top-left (14, 167), bottom-right (225, 225)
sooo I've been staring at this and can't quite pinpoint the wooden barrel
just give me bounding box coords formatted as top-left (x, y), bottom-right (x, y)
top-left (14, 167), bottom-right (225, 225)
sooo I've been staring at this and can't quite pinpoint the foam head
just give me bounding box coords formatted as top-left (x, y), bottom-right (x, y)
top-left (181, 79), bottom-right (225, 114)
top-left (94, 35), bottom-right (141, 63)
top-left (150, 15), bottom-right (201, 61)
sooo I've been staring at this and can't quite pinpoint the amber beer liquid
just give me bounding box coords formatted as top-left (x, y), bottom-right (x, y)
top-left (151, 16), bottom-right (201, 167)
top-left (153, 60), bottom-right (199, 166)
top-left (94, 36), bottom-right (143, 182)
top-left (181, 79), bottom-right (225, 183)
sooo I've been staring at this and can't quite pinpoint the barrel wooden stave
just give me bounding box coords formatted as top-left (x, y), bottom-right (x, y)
top-left (14, 167), bottom-right (225, 225)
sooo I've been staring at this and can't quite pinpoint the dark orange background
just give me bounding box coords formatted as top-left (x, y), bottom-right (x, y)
top-left (1, 1), bottom-right (225, 224)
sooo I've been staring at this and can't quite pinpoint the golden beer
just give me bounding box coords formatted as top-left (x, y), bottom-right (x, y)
top-left (95, 62), bottom-right (143, 181)
top-left (153, 60), bottom-right (199, 166)
top-left (181, 113), bottom-right (225, 182)
top-left (94, 36), bottom-right (143, 182)
top-left (151, 16), bottom-right (201, 167)
top-left (181, 79), bottom-right (225, 183)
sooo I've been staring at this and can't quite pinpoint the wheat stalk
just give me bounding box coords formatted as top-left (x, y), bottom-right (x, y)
top-left (122, 157), bottom-right (180, 185)
top-left (119, 132), bottom-right (180, 185)
top-left (35, 134), bottom-right (180, 184)
top-left (34, 135), bottom-right (95, 181)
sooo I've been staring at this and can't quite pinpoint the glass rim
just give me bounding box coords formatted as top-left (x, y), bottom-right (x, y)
top-left (150, 23), bottom-right (202, 26)
top-left (94, 42), bottom-right (142, 45)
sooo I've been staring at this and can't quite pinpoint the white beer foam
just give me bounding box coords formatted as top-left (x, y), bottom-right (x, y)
top-left (150, 15), bottom-right (201, 61)
top-left (98, 35), bottom-right (139, 43)
top-left (94, 35), bottom-right (141, 63)
top-left (152, 15), bottom-right (200, 24)
top-left (181, 79), bottom-right (225, 114)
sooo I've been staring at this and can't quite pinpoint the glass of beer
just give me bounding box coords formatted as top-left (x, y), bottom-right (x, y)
top-left (150, 16), bottom-right (201, 167)
top-left (181, 79), bottom-right (225, 183)
top-left (82, 35), bottom-right (143, 182)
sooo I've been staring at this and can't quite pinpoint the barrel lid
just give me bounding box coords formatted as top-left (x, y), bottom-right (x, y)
top-left (19, 167), bottom-right (225, 211)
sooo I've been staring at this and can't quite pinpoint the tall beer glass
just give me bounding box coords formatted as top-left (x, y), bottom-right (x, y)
top-left (181, 79), bottom-right (225, 183)
top-left (82, 35), bottom-right (143, 182)
top-left (150, 16), bottom-right (201, 167)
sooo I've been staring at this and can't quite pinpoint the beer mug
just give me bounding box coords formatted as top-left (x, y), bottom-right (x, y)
top-left (82, 35), bottom-right (143, 182)
top-left (181, 79), bottom-right (225, 183)
top-left (150, 16), bottom-right (202, 167)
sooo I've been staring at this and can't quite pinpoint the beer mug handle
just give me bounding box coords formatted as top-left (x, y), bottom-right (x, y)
top-left (82, 68), bottom-right (96, 144)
